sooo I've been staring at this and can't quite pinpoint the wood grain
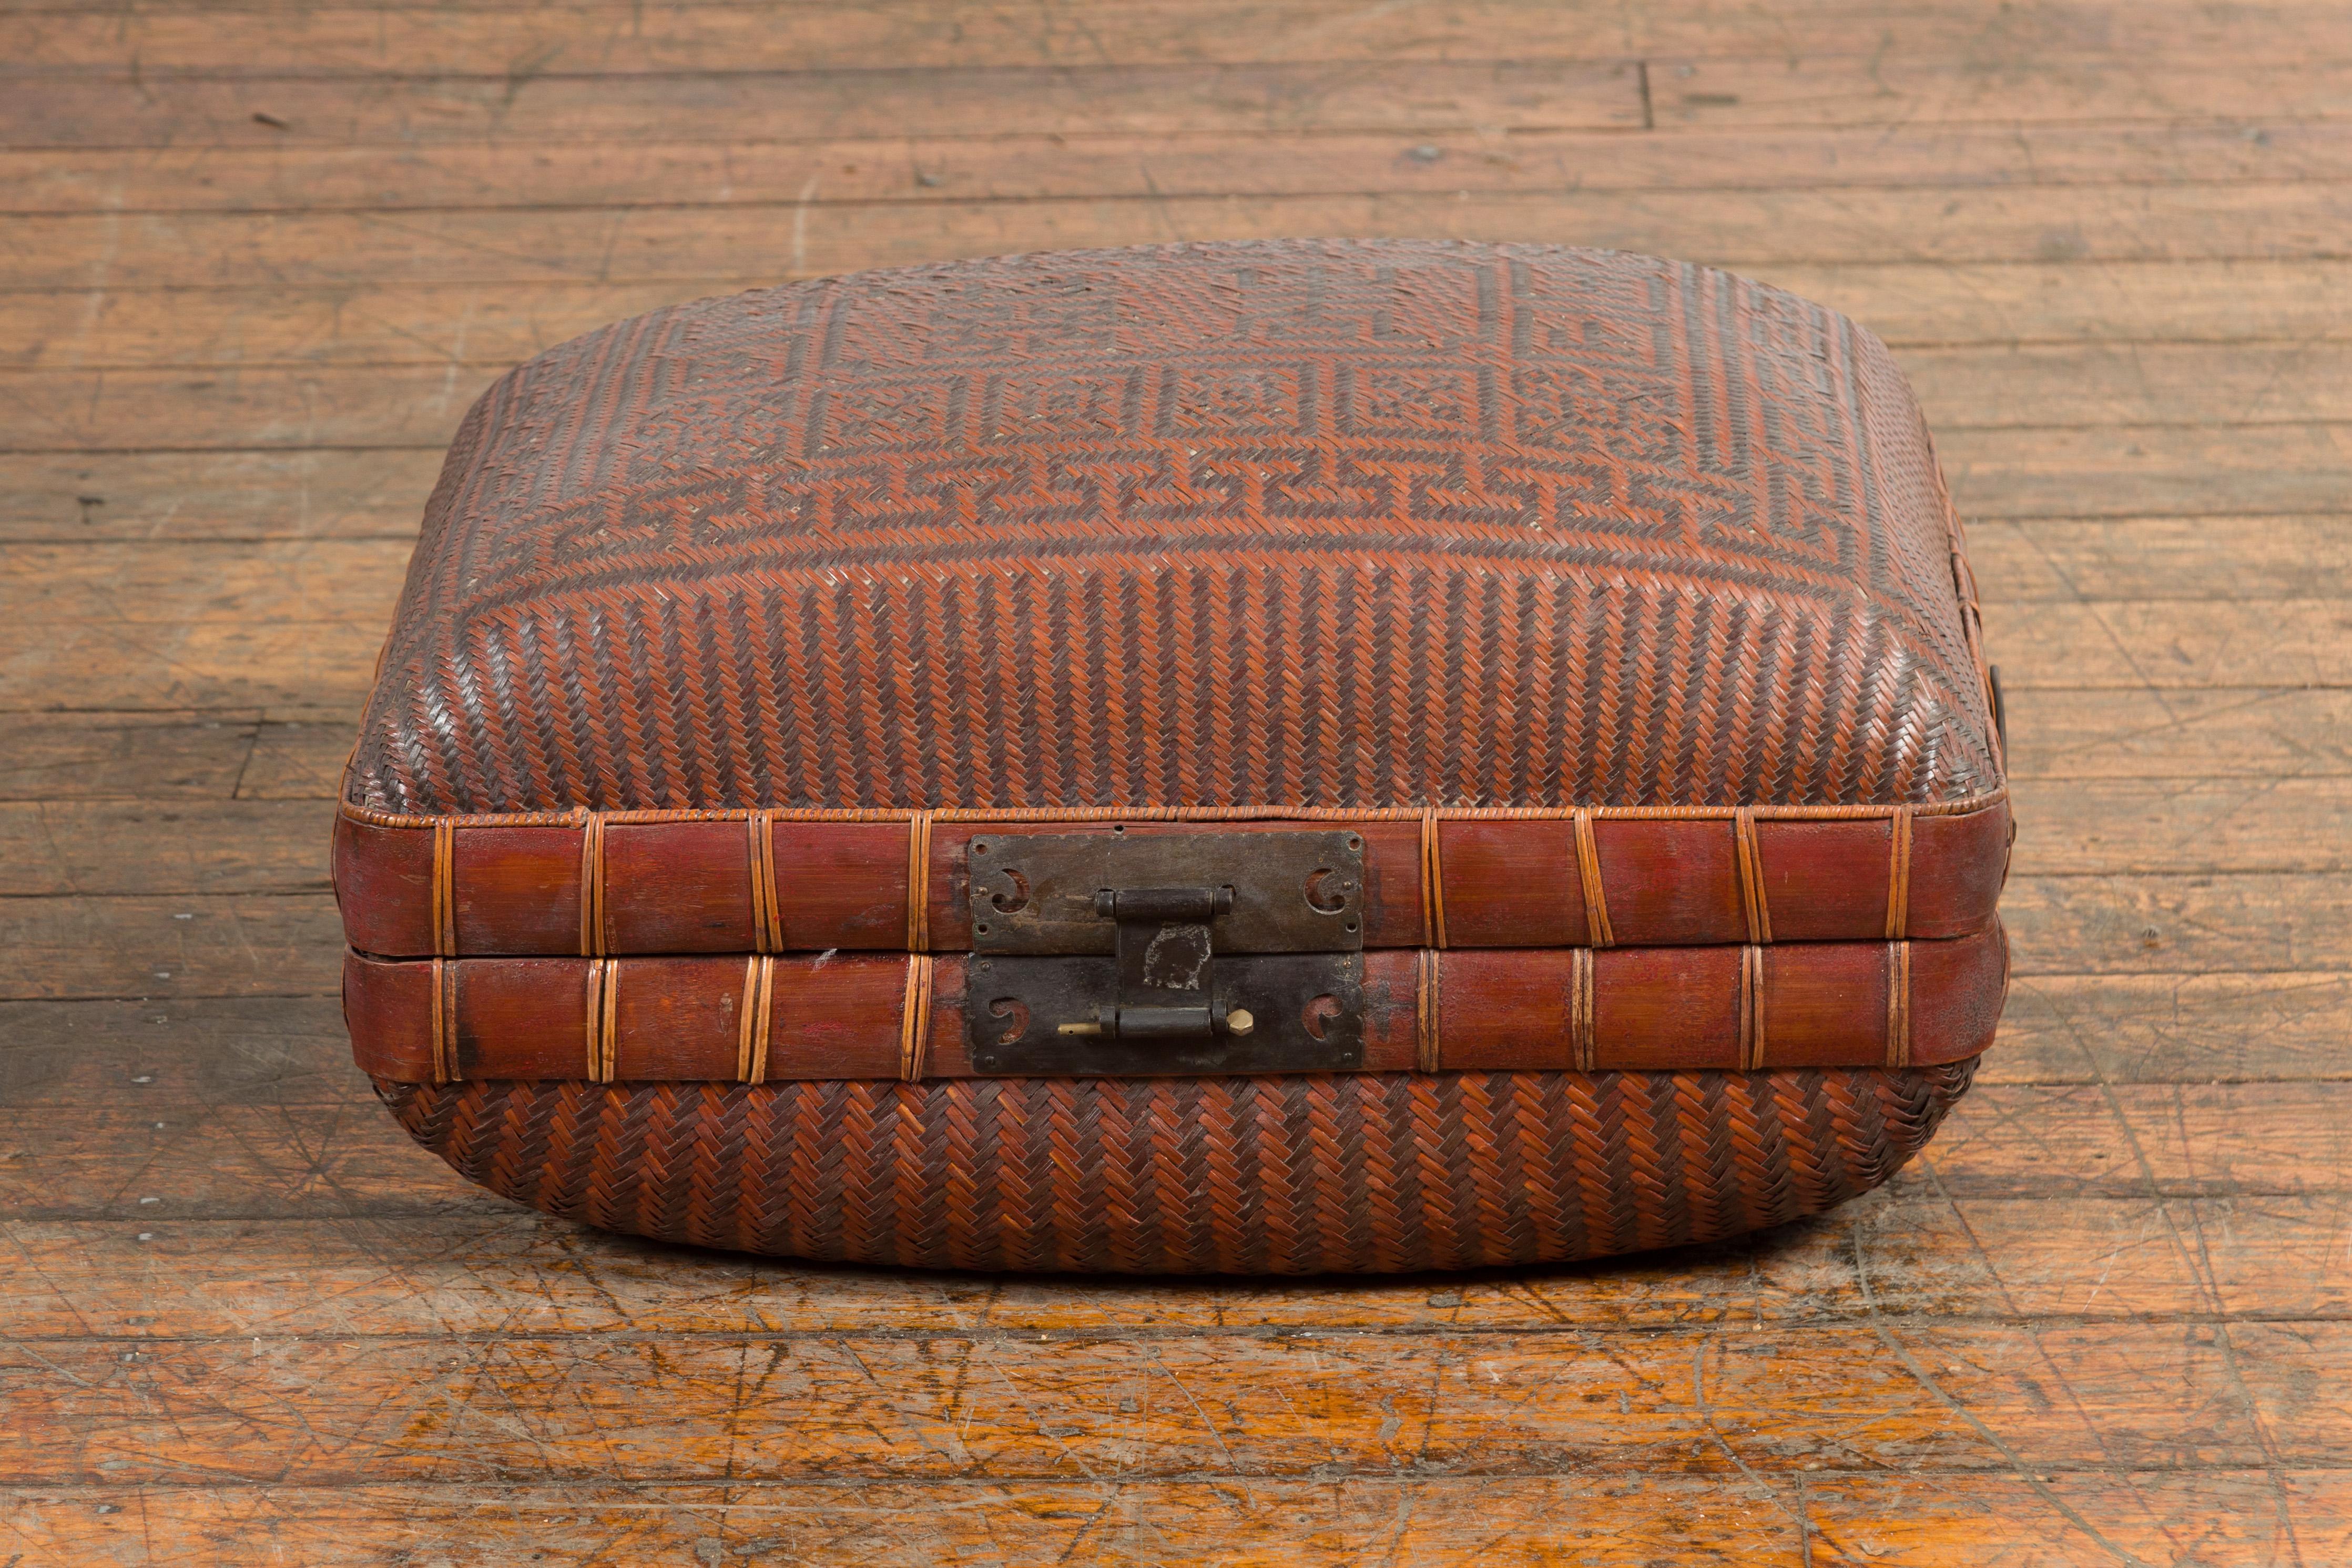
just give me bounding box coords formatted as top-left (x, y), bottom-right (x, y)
top-left (10, 1472), bottom-right (2339, 1568)
top-left (7, 184), bottom-right (2352, 304)
top-left (5, 0), bottom-right (2348, 1559)
top-left (7, 52), bottom-right (2352, 150)
top-left (29, 262), bottom-right (2352, 374)
top-left (8, 123), bottom-right (2352, 217)
top-left (6, 1), bottom-right (2345, 75)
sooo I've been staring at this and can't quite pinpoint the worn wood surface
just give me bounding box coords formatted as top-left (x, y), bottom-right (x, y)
top-left (2, 3), bottom-right (2346, 1563)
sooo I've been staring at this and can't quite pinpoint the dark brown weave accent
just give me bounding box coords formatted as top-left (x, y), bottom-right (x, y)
top-left (378, 1063), bottom-right (1973, 1273)
top-left (350, 239), bottom-right (1996, 817)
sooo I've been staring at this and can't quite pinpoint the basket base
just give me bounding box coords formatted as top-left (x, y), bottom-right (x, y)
top-left (378, 1065), bottom-right (1974, 1274)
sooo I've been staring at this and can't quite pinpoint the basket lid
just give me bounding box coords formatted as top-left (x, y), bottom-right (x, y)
top-left (347, 239), bottom-right (1999, 817)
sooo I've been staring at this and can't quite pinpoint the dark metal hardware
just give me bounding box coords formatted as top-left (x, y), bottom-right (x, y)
top-left (963, 830), bottom-right (1366, 1075)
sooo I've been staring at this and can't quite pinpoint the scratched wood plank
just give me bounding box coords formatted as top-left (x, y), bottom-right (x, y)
top-left (1652, 51), bottom-right (2352, 129)
top-left (16, 1470), bottom-right (2336, 1568)
top-left (8, 0), bottom-right (2349, 74)
top-left (36, 1472), bottom-right (2352, 1567)
top-left (1939, 422), bottom-right (2352, 518)
top-left (13, 52), bottom-right (2352, 149)
top-left (2005, 780), bottom-right (2352, 872)
top-left (0, 448), bottom-right (436, 542)
top-left (1992, 973), bottom-right (2352, 1083)
top-left (5, 1188), bottom-right (2322, 1349)
top-left (26, 260), bottom-right (2352, 374)
top-left (0, 63), bottom-right (1655, 151)
top-left (14, 124), bottom-right (2352, 219)
top-left (0, 113), bottom-right (2339, 220)
top-left (0, 996), bottom-right (350, 1104)
top-left (11, 186), bottom-right (2352, 302)
top-left (1970, 517), bottom-right (2352, 600)
top-left (0, 892), bottom-right (344, 1000)
top-left (0, 710), bottom-right (261, 798)
top-left (0, 710), bottom-right (350, 800)
top-left (0, 612), bottom-right (380, 708)
top-left (0, 801), bottom-right (330, 894)
top-left (1, 538), bottom-right (412, 620)
top-left (4, 1313), bottom-right (2347, 1485)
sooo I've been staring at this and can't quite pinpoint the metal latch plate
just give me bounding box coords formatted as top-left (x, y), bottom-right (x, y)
top-left (962, 829), bottom-right (1368, 1075)
top-left (967, 829), bottom-right (1365, 954)
top-left (966, 952), bottom-right (1365, 1076)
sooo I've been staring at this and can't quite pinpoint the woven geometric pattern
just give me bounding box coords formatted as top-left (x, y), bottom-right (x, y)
top-left (350, 240), bottom-right (1997, 816)
top-left (379, 1062), bottom-right (1974, 1273)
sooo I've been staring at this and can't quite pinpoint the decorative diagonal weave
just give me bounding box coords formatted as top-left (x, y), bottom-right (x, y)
top-left (350, 239), bottom-right (1997, 816)
top-left (379, 1063), bottom-right (1974, 1273)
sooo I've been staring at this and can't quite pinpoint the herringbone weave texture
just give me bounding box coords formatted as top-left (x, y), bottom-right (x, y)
top-left (379, 1063), bottom-right (1974, 1272)
top-left (350, 239), bottom-right (1996, 816)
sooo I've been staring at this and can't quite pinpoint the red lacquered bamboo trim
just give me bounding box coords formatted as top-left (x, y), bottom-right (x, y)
top-left (578, 816), bottom-right (607, 958)
top-left (1420, 807), bottom-right (1448, 949)
top-left (1734, 808), bottom-right (1772, 944)
top-left (338, 793), bottom-right (2010, 958)
top-left (345, 923), bottom-right (2006, 1084)
top-left (1415, 948), bottom-right (1441, 1072)
top-left (1888, 941), bottom-right (1913, 1068)
top-left (1574, 809), bottom-right (1614, 948)
top-left (900, 954), bottom-right (935, 1082)
top-left (1886, 806), bottom-right (1915, 940)
top-left (906, 812), bottom-right (934, 953)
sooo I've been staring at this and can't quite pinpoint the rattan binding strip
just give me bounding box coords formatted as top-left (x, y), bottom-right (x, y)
top-left (749, 812), bottom-right (781, 953)
top-left (1739, 945), bottom-right (1768, 1069)
top-left (578, 816), bottom-right (607, 958)
top-left (1571, 948), bottom-right (1596, 1072)
top-left (1886, 806), bottom-right (1915, 940)
top-left (736, 955), bottom-right (776, 1084)
top-left (905, 812), bottom-right (934, 953)
top-left (1414, 948), bottom-right (1441, 1072)
top-left (344, 792), bottom-right (2009, 832)
top-left (1734, 807), bottom-right (1773, 944)
top-left (1574, 808), bottom-right (1614, 948)
top-left (1887, 941), bottom-right (1913, 1068)
top-left (899, 954), bottom-right (935, 1082)
top-left (583, 958), bottom-right (618, 1082)
top-left (1419, 807), bottom-right (1449, 949)
top-left (430, 820), bottom-right (456, 958)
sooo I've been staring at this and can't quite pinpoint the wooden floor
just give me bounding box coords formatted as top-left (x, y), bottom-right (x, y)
top-left (4, 2), bottom-right (2350, 1562)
